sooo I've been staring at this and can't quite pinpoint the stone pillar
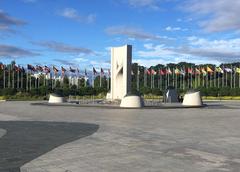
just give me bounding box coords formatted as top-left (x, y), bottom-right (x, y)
top-left (110, 45), bottom-right (132, 100)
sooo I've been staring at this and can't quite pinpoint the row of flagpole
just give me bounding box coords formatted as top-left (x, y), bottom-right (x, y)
top-left (0, 63), bottom-right (111, 90)
top-left (1, 63), bottom-right (240, 91)
top-left (137, 65), bottom-right (240, 91)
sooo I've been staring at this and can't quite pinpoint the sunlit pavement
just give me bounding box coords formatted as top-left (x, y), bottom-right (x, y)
top-left (1, 101), bottom-right (240, 172)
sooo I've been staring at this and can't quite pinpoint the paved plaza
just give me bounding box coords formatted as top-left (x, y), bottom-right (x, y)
top-left (1, 101), bottom-right (240, 172)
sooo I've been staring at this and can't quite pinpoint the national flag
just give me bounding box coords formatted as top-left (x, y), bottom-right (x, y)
top-left (224, 67), bottom-right (233, 73)
top-left (101, 68), bottom-right (104, 75)
top-left (14, 65), bottom-right (21, 72)
top-left (159, 69), bottom-right (166, 75)
top-left (174, 68), bottom-right (181, 75)
top-left (215, 67), bottom-right (224, 73)
top-left (70, 67), bottom-right (76, 73)
top-left (207, 66), bottom-right (213, 73)
top-left (61, 66), bottom-right (66, 75)
top-left (201, 68), bottom-right (207, 76)
top-left (93, 67), bottom-right (97, 75)
top-left (53, 66), bottom-right (59, 74)
top-left (21, 67), bottom-right (25, 73)
top-left (180, 68), bottom-right (185, 75)
top-left (166, 68), bottom-right (172, 74)
top-left (0, 63), bottom-right (5, 70)
top-left (27, 64), bottom-right (35, 71)
top-left (187, 68), bottom-right (193, 74)
top-left (195, 68), bottom-right (201, 75)
top-left (151, 69), bottom-right (157, 75)
top-left (235, 67), bottom-right (240, 74)
top-left (147, 68), bottom-right (151, 75)
top-left (36, 65), bottom-right (43, 72)
top-left (44, 66), bottom-right (50, 73)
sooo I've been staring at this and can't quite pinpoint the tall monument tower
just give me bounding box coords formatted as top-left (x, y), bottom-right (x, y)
top-left (110, 45), bottom-right (132, 100)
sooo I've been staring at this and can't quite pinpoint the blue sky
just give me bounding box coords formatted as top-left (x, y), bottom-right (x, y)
top-left (0, 0), bottom-right (240, 70)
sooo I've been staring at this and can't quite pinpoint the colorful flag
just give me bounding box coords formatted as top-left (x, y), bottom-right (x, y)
top-left (101, 68), bottom-right (104, 74)
top-left (180, 68), bottom-right (185, 75)
top-left (21, 66), bottom-right (25, 73)
top-left (53, 66), bottom-right (58, 74)
top-left (235, 67), bottom-right (240, 74)
top-left (70, 67), bottom-right (76, 73)
top-left (36, 65), bottom-right (43, 72)
top-left (159, 69), bottom-right (166, 75)
top-left (195, 68), bottom-right (201, 75)
top-left (93, 67), bottom-right (97, 75)
top-left (151, 69), bottom-right (157, 75)
top-left (224, 67), bottom-right (233, 73)
top-left (187, 68), bottom-right (193, 74)
top-left (166, 68), bottom-right (172, 74)
top-left (207, 66), bottom-right (213, 73)
top-left (147, 68), bottom-right (151, 75)
top-left (201, 68), bottom-right (207, 76)
top-left (0, 63), bottom-right (5, 70)
top-left (44, 66), bottom-right (50, 73)
top-left (61, 66), bottom-right (66, 75)
top-left (174, 68), bottom-right (181, 75)
top-left (27, 64), bottom-right (35, 71)
top-left (215, 67), bottom-right (224, 73)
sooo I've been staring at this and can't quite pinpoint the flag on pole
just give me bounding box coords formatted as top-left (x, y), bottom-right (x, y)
top-left (43, 66), bottom-right (50, 73)
top-left (224, 67), bottom-right (233, 73)
top-left (147, 68), bottom-right (151, 75)
top-left (207, 66), bottom-right (214, 73)
top-left (187, 68), bottom-right (193, 74)
top-left (195, 68), bottom-right (201, 75)
top-left (0, 63), bottom-right (5, 70)
top-left (36, 65), bottom-right (43, 72)
top-left (166, 68), bottom-right (172, 74)
top-left (174, 68), bottom-right (181, 75)
top-left (151, 69), bottom-right (157, 75)
top-left (201, 68), bottom-right (207, 76)
top-left (70, 67), bottom-right (76, 73)
top-left (180, 68), bottom-right (185, 75)
top-left (27, 64), bottom-right (35, 71)
top-left (61, 66), bottom-right (66, 76)
top-left (160, 69), bottom-right (166, 75)
top-left (93, 67), bottom-right (97, 75)
top-left (53, 66), bottom-right (58, 74)
top-left (101, 68), bottom-right (104, 75)
top-left (235, 67), bottom-right (240, 74)
top-left (215, 67), bottom-right (224, 73)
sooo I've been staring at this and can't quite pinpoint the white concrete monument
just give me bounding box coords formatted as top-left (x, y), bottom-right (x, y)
top-left (108, 45), bottom-right (144, 108)
top-left (109, 45), bottom-right (132, 100)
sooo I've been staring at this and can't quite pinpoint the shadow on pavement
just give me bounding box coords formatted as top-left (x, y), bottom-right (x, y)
top-left (0, 121), bottom-right (99, 172)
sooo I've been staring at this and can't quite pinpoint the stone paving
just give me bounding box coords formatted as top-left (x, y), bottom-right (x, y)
top-left (0, 101), bottom-right (240, 172)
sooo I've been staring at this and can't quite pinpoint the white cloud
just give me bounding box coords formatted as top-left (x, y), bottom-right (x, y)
top-left (183, 0), bottom-right (240, 32)
top-left (127, 0), bottom-right (160, 10)
top-left (136, 37), bottom-right (240, 64)
top-left (59, 8), bottom-right (96, 23)
top-left (105, 25), bottom-right (170, 41)
top-left (165, 26), bottom-right (188, 32)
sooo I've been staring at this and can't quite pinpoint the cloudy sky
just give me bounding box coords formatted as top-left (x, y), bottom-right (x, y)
top-left (0, 0), bottom-right (240, 69)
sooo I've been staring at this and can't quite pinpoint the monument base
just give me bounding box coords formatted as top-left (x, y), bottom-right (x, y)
top-left (49, 94), bottom-right (66, 103)
top-left (120, 95), bottom-right (144, 108)
top-left (182, 91), bottom-right (203, 106)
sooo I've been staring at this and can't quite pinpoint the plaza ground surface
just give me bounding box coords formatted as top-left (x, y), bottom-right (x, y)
top-left (0, 101), bottom-right (240, 172)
